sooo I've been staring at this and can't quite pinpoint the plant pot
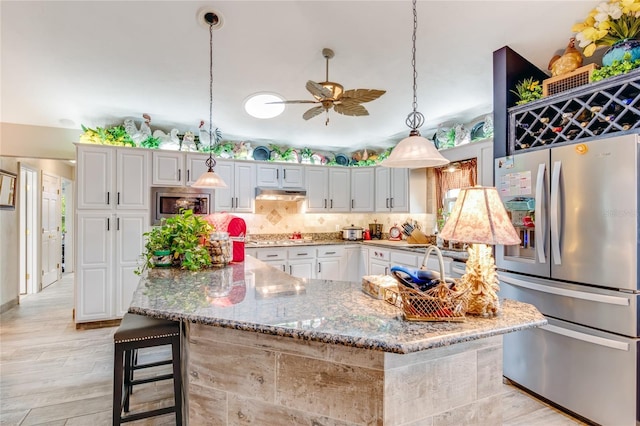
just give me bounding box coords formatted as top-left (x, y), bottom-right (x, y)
top-left (602, 38), bottom-right (640, 67)
top-left (152, 249), bottom-right (172, 267)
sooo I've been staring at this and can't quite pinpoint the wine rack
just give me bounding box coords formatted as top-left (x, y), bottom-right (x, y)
top-left (509, 69), bottom-right (640, 153)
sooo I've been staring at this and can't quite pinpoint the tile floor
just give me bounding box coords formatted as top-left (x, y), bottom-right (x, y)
top-left (0, 274), bottom-right (588, 425)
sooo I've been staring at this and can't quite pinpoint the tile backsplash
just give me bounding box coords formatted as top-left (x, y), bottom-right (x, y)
top-left (232, 200), bottom-right (436, 237)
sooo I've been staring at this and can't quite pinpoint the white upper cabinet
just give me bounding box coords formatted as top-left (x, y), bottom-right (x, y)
top-left (375, 167), bottom-right (409, 212)
top-left (350, 167), bottom-right (375, 212)
top-left (77, 145), bottom-right (149, 211)
top-left (151, 151), bottom-right (211, 186)
top-left (256, 164), bottom-right (304, 188)
top-left (306, 166), bottom-right (350, 212)
top-left (213, 160), bottom-right (255, 213)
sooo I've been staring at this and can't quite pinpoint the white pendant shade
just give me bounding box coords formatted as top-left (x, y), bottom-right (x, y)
top-left (191, 170), bottom-right (228, 188)
top-left (381, 135), bottom-right (450, 168)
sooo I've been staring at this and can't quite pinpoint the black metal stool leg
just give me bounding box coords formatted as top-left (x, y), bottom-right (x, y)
top-left (113, 344), bottom-right (125, 426)
top-left (171, 334), bottom-right (183, 425)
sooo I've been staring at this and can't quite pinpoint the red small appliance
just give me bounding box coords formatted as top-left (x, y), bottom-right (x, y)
top-left (205, 213), bottom-right (246, 263)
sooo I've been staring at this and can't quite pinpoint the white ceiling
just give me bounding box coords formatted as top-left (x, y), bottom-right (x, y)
top-left (1, 0), bottom-right (600, 154)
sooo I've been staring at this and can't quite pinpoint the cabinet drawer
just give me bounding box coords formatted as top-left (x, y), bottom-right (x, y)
top-left (255, 249), bottom-right (286, 261)
top-left (288, 247), bottom-right (315, 259)
top-left (369, 248), bottom-right (390, 262)
top-left (316, 246), bottom-right (344, 258)
top-left (390, 251), bottom-right (419, 267)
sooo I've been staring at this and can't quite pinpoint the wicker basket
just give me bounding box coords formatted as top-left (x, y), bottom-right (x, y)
top-left (394, 246), bottom-right (467, 322)
top-left (543, 63), bottom-right (597, 97)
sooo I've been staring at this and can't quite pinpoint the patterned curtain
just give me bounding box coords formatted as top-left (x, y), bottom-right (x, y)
top-left (434, 158), bottom-right (477, 213)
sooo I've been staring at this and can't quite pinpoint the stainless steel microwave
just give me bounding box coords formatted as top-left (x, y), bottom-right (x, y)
top-left (151, 187), bottom-right (213, 225)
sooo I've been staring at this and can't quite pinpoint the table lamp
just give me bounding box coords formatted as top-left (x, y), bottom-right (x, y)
top-left (439, 186), bottom-right (520, 316)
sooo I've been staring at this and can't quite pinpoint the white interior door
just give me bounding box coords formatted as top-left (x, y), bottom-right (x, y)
top-left (41, 172), bottom-right (60, 288)
top-left (19, 166), bottom-right (39, 294)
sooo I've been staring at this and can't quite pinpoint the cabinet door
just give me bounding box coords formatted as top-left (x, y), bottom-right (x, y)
top-left (116, 149), bottom-right (149, 210)
top-left (282, 165), bottom-right (304, 188)
top-left (186, 153), bottom-right (210, 186)
top-left (114, 213), bottom-right (147, 317)
top-left (390, 168), bottom-right (409, 212)
top-left (256, 164), bottom-right (280, 187)
top-left (317, 258), bottom-right (342, 281)
top-left (374, 167), bottom-right (391, 211)
top-left (350, 167), bottom-right (374, 212)
top-left (152, 152), bottom-right (184, 186)
top-left (213, 160), bottom-right (234, 212)
top-left (233, 162), bottom-right (256, 212)
top-left (76, 212), bottom-right (112, 321)
top-left (289, 258), bottom-right (315, 279)
top-left (369, 259), bottom-right (389, 276)
top-left (306, 167), bottom-right (329, 212)
top-left (77, 145), bottom-right (113, 210)
top-left (328, 168), bottom-right (350, 212)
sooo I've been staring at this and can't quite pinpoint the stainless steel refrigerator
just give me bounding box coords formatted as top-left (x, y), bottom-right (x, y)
top-left (495, 133), bottom-right (639, 426)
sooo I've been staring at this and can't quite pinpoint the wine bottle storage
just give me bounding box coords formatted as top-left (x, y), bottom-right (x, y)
top-left (509, 70), bottom-right (640, 153)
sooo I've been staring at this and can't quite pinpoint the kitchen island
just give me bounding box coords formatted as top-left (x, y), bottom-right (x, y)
top-left (129, 256), bottom-right (545, 425)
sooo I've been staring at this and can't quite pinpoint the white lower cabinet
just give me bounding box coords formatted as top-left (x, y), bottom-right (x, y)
top-left (76, 211), bottom-right (147, 322)
top-left (316, 246), bottom-right (344, 281)
top-left (369, 248), bottom-right (390, 276)
top-left (287, 247), bottom-right (315, 279)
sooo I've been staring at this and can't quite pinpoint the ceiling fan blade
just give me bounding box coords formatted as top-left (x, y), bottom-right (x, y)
top-left (267, 100), bottom-right (319, 104)
top-left (334, 103), bottom-right (369, 117)
top-left (302, 105), bottom-right (325, 120)
top-left (306, 80), bottom-right (333, 99)
top-left (341, 89), bottom-right (386, 103)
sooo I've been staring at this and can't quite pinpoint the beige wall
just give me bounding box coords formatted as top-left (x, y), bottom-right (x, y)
top-left (0, 158), bottom-right (19, 311)
top-left (1, 122), bottom-right (79, 159)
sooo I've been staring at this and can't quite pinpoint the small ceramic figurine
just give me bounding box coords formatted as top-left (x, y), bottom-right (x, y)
top-left (548, 37), bottom-right (583, 77)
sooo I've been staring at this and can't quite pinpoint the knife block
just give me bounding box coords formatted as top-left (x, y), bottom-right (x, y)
top-left (406, 229), bottom-right (429, 244)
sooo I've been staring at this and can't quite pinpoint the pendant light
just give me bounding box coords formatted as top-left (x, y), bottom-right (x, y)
top-left (381, 0), bottom-right (449, 169)
top-left (192, 10), bottom-right (228, 189)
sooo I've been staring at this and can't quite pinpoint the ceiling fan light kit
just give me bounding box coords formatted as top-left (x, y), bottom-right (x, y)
top-left (271, 47), bottom-right (386, 125)
top-left (381, 0), bottom-right (449, 169)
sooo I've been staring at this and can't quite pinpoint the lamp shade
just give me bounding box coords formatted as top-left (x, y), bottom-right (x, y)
top-left (191, 170), bottom-right (228, 189)
top-left (439, 186), bottom-right (520, 245)
top-left (381, 135), bottom-right (450, 168)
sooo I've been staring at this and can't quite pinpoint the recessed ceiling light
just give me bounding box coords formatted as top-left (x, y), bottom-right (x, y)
top-left (244, 93), bottom-right (285, 119)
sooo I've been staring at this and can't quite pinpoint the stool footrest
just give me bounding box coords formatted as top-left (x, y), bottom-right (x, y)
top-left (120, 406), bottom-right (176, 423)
top-left (130, 373), bottom-right (173, 386)
top-left (132, 359), bottom-right (172, 370)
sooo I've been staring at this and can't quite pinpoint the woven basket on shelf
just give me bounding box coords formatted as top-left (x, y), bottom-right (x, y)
top-left (394, 245), bottom-right (467, 322)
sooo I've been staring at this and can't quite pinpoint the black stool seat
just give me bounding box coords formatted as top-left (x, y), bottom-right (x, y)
top-left (113, 313), bottom-right (182, 425)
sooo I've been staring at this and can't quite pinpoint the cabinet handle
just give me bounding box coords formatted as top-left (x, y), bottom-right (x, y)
top-left (235, 197), bottom-right (239, 208)
top-left (297, 253), bottom-right (309, 256)
top-left (117, 217), bottom-right (120, 231)
top-left (318, 263), bottom-right (322, 273)
top-left (107, 218), bottom-right (110, 231)
top-left (330, 199), bottom-right (333, 209)
top-left (326, 251), bottom-right (336, 255)
top-left (289, 265), bottom-right (292, 274)
top-left (187, 169), bottom-right (190, 182)
top-left (178, 169), bottom-right (181, 181)
top-left (385, 266), bottom-right (389, 275)
top-left (324, 199), bottom-right (327, 209)
top-left (282, 265), bottom-right (286, 272)
top-left (266, 254), bottom-right (278, 258)
top-left (283, 169), bottom-right (286, 180)
top-left (117, 192), bottom-right (120, 205)
top-left (107, 192), bottom-right (110, 205)
top-left (386, 198), bottom-right (389, 208)
top-left (276, 169), bottom-right (279, 179)
top-left (351, 199), bottom-right (354, 209)
top-left (230, 198), bottom-right (234, 208)
top-left (390, 198), bottom-right (394, 209)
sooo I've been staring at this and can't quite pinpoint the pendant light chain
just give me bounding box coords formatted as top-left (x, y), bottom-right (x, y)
top-left (406, 0), bottom-right (425, 134)
top-left (205, 21), bottom-right (217, 171)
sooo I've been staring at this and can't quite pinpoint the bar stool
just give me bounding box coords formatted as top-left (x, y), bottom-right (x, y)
top-left (113, 313), bottom-right (182, 425)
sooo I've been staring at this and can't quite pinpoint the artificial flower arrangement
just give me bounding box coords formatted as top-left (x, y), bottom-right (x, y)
top-left (510, 77), bottom-right (543, 105)
top-left (572, 0), bottom-right (640, 57)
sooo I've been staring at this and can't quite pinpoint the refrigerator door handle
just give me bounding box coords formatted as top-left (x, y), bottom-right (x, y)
top-left (499, 274), bottom-right (630, 306)
top-left (550, 160), bottom-right (562, 265)
top-left (541, 324), bottom-right (630, 351)
top-left (535, 163), bottom-right (547, 264)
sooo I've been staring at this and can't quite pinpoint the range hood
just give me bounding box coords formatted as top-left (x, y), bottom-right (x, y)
top-left (255, 187), bottom-right (307, 201)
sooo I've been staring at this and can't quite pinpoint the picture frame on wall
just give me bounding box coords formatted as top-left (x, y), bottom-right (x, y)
top-left (0, 169), bottom-right (17, 210)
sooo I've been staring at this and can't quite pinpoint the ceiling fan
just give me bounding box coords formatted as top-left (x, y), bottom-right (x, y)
top-left (273, 48), bottom-right (386, 125)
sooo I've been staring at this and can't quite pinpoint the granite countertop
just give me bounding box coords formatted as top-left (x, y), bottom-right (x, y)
top-left (246, 238), bottom-right (469, 261)
top-left (129, 257), bottom-right (545, 354)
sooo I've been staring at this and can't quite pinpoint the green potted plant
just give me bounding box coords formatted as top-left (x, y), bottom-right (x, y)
top-left (136, 209), bottom-right (214, 275)
top-left (510, 77), bottom-right (543, 105)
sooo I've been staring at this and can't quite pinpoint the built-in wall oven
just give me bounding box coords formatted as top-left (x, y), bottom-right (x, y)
top-left (151, 187), bottom-right (213, 225)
